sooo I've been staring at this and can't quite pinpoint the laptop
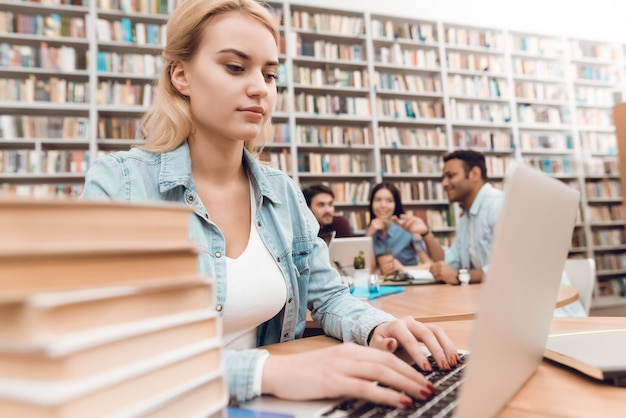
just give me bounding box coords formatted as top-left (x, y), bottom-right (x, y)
top-left (328, 236), bottom-right (375, 274)
top-left (240, 162), bottom-right (580, 418)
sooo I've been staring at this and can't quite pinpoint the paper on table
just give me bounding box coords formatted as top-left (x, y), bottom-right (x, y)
top-left (404, 268), bottom-right (436, 281)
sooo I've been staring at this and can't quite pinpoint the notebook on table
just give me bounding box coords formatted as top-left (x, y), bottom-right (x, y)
top-left (379, 267), bottom-right (440, 286)
top-left (239, 163), bottom-right (580, 418)
top-left (544, 328), bottom-right (626, 387)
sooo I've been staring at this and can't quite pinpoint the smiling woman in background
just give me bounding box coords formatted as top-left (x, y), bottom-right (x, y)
top-left (80, 0), bottom-right (458, 407)
top-left (365, 183), bottom-right (433, 275)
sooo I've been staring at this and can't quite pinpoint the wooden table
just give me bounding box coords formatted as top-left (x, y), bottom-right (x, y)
top-left (307, 284), bottom-right (579, 326)
top-left (267, 316), bottom-right (626, 417)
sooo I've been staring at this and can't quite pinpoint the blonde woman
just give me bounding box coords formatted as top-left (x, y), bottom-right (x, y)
top-left (82, 0), bottom-right (458, 407)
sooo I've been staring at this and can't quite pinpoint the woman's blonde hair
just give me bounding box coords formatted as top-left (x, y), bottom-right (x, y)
top-left (139, 0), bottom-right (279, 153)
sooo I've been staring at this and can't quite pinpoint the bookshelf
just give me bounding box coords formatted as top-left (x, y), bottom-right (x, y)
top-left (1, 0), bottom-right (626, 308)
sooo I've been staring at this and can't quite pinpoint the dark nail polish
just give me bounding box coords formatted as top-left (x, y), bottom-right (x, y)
top-left (400, 396), bottom-right (413, 407)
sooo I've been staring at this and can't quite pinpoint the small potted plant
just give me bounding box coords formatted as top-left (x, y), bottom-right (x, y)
top-left (353, 250), bottom-right (366, 270)
top-left (352, 250), bottom-right (369, 289)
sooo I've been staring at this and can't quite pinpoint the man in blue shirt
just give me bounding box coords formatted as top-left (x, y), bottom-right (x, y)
top-left (422, 150), bottom-right (504, 285)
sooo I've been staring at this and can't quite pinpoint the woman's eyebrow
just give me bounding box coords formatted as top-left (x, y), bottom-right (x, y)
top-left (218, 48), bottom-right (279, 67)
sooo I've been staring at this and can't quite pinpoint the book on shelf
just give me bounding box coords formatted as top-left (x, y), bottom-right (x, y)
top-left (0, 197), bottom-right (192, 251)
top-left (0, 276), bottom-right (212, 343)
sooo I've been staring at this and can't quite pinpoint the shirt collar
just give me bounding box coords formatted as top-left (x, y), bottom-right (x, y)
top-left (157, 141), bottom-right (282, 205)
top-left (158, 141), bottom-right (194, 193)
top-left (467, 183), bottom-right (494, 216)
top-left (242, 148), bottom-right (282, 205)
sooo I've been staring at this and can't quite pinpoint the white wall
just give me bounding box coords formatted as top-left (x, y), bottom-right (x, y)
top-left (292, 0), bottom-right (626, 42)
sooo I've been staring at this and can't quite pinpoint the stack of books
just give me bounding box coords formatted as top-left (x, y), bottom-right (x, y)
top-left (0, 198), bottom-right (226, 417)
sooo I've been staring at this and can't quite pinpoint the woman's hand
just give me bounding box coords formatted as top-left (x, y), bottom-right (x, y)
top-left (262, 342), bottom-right (438, 408)
top-left (368, 217), bottom-right (391, 237)
top-left (369, 316), bottom-right (459, 373)
top-left (377, 254), bottom-right (404, 275)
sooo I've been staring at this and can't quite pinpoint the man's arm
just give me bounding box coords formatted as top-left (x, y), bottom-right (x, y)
top-left (429, 262), bottom-right (485, 285)
top-left (422, 230), bottom-right (445, 261)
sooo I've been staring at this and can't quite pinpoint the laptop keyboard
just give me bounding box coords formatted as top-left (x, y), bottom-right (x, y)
top-left (318, 353), bottom-right (469, 418)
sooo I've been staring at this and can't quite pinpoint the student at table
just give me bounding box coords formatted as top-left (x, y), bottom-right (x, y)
top-left (81, 0), bottom-right (459, 409)
top-left (421, 150), bottom-right (504, 285)
top-left (365, 182), bottom-right (432, 275)
top-left (418, 151), bottom-right (588, 317)
top-left (302, 183), bottom-right (353, 244)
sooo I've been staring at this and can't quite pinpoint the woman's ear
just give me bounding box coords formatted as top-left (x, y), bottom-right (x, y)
top-left (170, 62), bottom-right (190, 97)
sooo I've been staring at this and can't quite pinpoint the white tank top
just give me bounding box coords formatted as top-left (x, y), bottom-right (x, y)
top-left (221, 188), bottom-right (287, 349)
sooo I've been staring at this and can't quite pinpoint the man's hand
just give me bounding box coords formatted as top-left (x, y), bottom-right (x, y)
top-left (429, 261), bottom-right (459, 285)
top-left (395, 214), bottom-right (428, 236)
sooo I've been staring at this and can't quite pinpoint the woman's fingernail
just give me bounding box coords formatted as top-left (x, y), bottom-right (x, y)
top-left (400, 396), bottom-right (413, 407)
top-left (449, 354), bottom-right (458, 366)
top-left (386, 340), bottom-right (394, 350)
top-left (427, 382), bottom-right (437, 392)
top-left (420, 388), bottom-right (433, 397)
top-left (422, 361), bottom-right (432, 371)
top-left (441, 360), bottom-right (450, 370)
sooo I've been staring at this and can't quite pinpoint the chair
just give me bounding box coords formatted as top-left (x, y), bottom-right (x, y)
top-left (563, 258), bottom-right (596, 316)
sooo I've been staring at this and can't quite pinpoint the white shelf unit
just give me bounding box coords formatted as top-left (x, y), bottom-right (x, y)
top-left (2, 0), bottom-right (626, 307)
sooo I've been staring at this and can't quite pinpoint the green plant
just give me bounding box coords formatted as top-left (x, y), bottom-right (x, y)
top-left (353, 250), bottom-right (366, 270)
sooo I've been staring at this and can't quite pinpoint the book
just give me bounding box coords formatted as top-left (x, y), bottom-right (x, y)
top-left (0, 339), bottom-right (223, 417)
top-left (1, 243), bottom-right (200, 297)
top-left (0, 310), bottom-right (219, 381)
top-left (0, 276), bottom-right (212, 343)
top-left (0, 198), bottom-right (192, 252)
top-left (544, 328), bottom-right (626, 386)
top-left (116, 373), bottom-right (227, 418)
top-left (228, 407), bottom-right (294, 418)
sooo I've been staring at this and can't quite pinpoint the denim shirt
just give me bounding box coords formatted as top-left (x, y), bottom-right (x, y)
top-left (81, 142), bottom-right (395, 402)
top-left (444, 183), bottom-right (504, 271)
top-left (371, 222), bottom-right (420, 266)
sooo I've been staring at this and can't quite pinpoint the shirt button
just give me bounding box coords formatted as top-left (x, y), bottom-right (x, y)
top-left (276, 257), bottom-right (281, 263)
top-left (287, 298), bottom-right (293, 303)
top-left (283, 333), bottom-right (288, 338)
top-left (186, 195), bottom-right (195, 203)
top-left (215, 304), bottom-right (223, 312)
top-left (215, 251), bottom-right (222, 258)
top-left (257, 221), bottom-right (262, 227)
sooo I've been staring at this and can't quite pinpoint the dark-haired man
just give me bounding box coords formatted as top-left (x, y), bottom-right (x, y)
top-left (420, 150), bottom-right (503, 285)
top-left (302, 184), bottom-right (352, 244)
